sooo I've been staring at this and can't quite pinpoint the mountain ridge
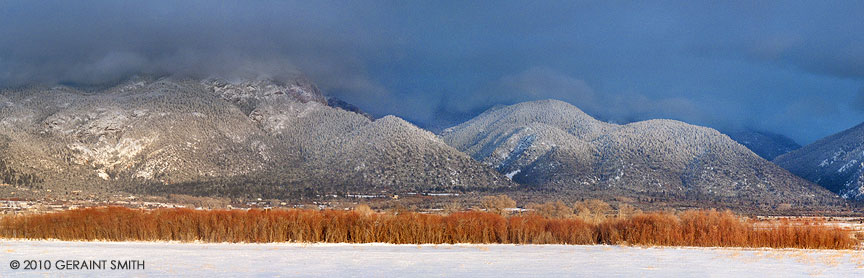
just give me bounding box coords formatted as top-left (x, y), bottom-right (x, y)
top-left (774, 122), bottom-right (864, 199)
top-left (724, 129), bottom-right (801, 160)
top-left (0, 76), bottom-right (512, 199)
top-left (442, 99), bottom-right (841, 207)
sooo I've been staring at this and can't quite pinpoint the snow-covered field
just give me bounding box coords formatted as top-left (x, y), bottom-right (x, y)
top-left (1, 240), bottom-right (862, 277)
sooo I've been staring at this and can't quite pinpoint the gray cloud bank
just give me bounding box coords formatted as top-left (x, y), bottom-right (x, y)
top-left (1, 1), bottom-right (863, 144)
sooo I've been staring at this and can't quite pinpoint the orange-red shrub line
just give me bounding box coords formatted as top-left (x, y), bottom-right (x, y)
top-left (0, 207), bottom-right (855, 249)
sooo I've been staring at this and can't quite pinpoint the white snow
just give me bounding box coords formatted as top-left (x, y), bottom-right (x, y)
top-left (820, 150), bottom-right (847, 167)
top-left (96, 171), bottom-right (110, 180)
top-left (839, 160), bottom-right (859, 173)
top-left (505, 169), bottom-right (521, 179)
top-left (424, 193), bottom-right (459, 196)
top-left (1, 240), bottom-right (862, 277)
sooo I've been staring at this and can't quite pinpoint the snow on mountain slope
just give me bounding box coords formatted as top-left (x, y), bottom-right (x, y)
top-left (0, 76), bottom-right (511, 198)
top-left (774, 122), bottom-right (864, 200)
top-left (442, 100), bottom-right (840, 206)
top-left (441, 100), bottom-right (609, 180)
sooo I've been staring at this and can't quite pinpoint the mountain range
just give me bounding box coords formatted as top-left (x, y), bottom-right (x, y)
top-left (774, 123), bottom-right (864, 200)
top-left (724, 130), bottom-right (801, 160)
top-left (0, 76), bottom-right (849, 209)
top-left (0, 76), bottom-right (511, 199)
top-left (441, 100), bottom-right (839, 207)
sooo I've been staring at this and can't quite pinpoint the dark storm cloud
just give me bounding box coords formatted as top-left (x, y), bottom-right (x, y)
top-left (1, 1), bottom-right (863, 144)
top-left (0, 0), bottom-right (392, 97)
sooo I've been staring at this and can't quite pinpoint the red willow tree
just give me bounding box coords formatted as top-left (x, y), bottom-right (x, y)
top-left (0, 207), bottom-right (856, 249)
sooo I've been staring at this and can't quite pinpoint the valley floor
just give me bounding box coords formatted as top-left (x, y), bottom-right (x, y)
top-left (0, 240), bottom-right (862, 277)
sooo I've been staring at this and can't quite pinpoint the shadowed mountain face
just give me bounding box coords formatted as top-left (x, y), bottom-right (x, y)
top-left (724, 130), bottom-right (801, 160)
top-left (442, 100), bottom-right (841, 207)
top-left (0, 76), bottom-right (512, 199)
top-left (774, 123), bottom-right (864, 200)
top-left (326, 97), bottom-right (374, 120)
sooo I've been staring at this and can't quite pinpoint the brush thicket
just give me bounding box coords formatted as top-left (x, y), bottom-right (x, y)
top-left (0, 207), bottom-right (855, 249)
